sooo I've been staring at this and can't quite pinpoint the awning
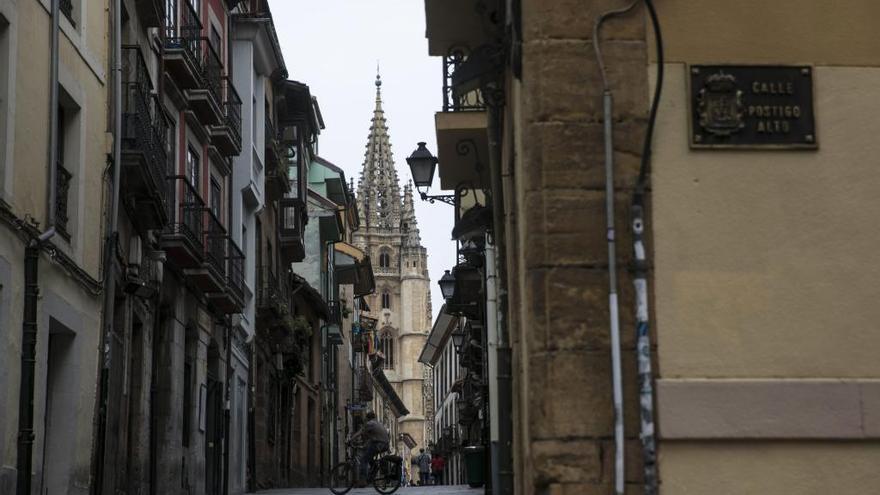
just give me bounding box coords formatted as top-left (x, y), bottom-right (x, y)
top-left (418, 304), bottom-right (458, 365)
top-left (371, 367), bottom-right (410, 418)
top-left (335, 242), bottom-right (375, 297)
top-left (335, 241), bottom-right (365, 264)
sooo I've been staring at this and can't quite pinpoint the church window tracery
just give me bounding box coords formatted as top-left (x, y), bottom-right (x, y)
top-left (380, 330), bottom-right (395, 369)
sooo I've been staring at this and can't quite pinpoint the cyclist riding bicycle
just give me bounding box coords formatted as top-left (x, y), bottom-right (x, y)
top-left (350, 411), bottom-right (390, 480)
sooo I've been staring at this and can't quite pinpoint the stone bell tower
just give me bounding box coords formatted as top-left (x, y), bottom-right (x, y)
top-left (353, 71), bottom-right (432, 452)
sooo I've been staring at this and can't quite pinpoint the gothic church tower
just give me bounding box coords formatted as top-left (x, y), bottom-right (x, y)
top-left (354, 73), bottom-right (432, 452)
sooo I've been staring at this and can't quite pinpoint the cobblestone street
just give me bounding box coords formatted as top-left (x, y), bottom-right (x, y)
top-left (250, 486), bottom-right (481, 495)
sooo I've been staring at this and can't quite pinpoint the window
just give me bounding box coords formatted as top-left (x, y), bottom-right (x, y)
top-left (209, 25), bottom-right (221, 56)
top-left (210, 177), bottom-right (221, 218)
top-left (165, 0), bottom-right (177, 37)
top-left (186, 146), bottom-right (200, 189)
top-left (182, 361), bottom-right (192, 447)
top-left (56, 88), bottom-right (81, 243)
top-left (242, 224), bottom-right (247, 259)
top-left (380, 331), bottom-right (394, 369)
top-left (381, 292), bottom-right (390, 310)
top-left (379, 251), bottom-right (390, 268)
top-left (55, 104), bottom-right (72, 240)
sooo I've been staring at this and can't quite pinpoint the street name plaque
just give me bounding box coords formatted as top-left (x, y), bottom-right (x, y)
top-left (689, 65), bottom-right (817, 149)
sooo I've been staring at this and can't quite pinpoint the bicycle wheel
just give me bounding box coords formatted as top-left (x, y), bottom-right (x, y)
top-left (372, 459), bottom-right (401, 495)
top-left (329, 461), bottom-right (355, 495)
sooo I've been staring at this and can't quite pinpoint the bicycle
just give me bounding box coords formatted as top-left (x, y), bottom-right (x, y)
top-left (329, 439), bottom-right (402, 495)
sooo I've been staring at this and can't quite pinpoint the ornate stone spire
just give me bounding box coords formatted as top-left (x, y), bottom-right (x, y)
top-left (357, 70), bottom-right (403, 232)
top-left (401, 181), bottom-right (421, 246)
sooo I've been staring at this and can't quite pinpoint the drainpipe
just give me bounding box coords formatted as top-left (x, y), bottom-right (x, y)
top-left (16, 1), bottom-right (60, 493)
top-left (93, 0), bottom-right (124, 491)
top-left (593, 2), bottom-right (641, 494)
top-left (485, 89), bottom-right (513, 494)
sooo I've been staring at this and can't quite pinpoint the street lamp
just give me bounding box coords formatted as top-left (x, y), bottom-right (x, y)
top-left (405, 142), bottom-right (437, 188)
top-left (438, 270), bottom-right (456, 301)
top-left (406, 142), bottom-right (456, 206)
top-left (451, 324), bottom-right (466, 353)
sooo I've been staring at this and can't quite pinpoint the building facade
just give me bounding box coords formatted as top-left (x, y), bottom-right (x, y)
top-left (0, 0), bottom-right (107, 493)
top-left (354, 74), bottom-right (432, 457)
top-left (421, 0), bottom-right (880, 494)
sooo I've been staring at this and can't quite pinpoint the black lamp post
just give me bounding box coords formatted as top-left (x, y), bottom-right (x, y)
top-left (438, 269), bottom-right (456, 301)
top-left (406, 142), bottom-right (456, 206)
top-left (451, 324), bottom-right (466, 353)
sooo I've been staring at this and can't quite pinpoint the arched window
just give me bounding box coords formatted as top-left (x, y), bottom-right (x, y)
top-left (379, 250), bottom-right (390, 268)
top-left (381, 291), bottom-right (390, 309)
top-left (380, 331), bottom-right (394, 369)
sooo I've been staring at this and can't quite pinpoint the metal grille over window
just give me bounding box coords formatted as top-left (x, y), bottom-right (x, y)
top-left (55, 164), bottom-right (72, 239)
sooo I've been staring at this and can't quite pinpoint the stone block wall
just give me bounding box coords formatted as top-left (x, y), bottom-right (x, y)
top-left (508, 1), bottom-right (651, 494)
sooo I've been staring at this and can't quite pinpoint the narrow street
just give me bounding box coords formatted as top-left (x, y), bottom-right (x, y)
top-left (250, 486), bottom-right (481, 495)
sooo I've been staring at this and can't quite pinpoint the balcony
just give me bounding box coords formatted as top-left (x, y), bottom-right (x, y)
top-left (121, 46), bottom-right (170, 231)
top-left (256, 265), bottom-right (289, 324)
top-left (164, 1), bottom-right (203, 90)
top-left (185, 39), bottom-right (224, 126)
top-left (207, 237), bottom-right (245, 314)
top-left (279, 198), bottom-right (305, 265)
top-left (424, 0), bottom-right (493, 56)
top-left (135, 0), bottom-right (165, 28)
top-left (186, 209), bottom-right (227, 294)
top-left (264, 118), bottom-right (289, 201)
top-left (209, 77), bottom-right (242, 156)
top-left (435, 49), bottom-right (489, 190)
top-left (160, 176), bottom-right (204, 269)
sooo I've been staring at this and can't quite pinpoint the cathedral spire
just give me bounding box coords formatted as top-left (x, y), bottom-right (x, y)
top-left (402, 181), bottom-right (421, 246)
top-left (357, 71), bottom-right (402, 232)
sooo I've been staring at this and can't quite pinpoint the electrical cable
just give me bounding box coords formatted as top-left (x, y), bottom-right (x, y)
top-left (636, 0), bottom-right (663, 198)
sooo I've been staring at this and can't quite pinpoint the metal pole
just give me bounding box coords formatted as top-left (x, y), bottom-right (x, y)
top-left (604, 90), bottom-right (625, 495)
top-left (16, 245), bottom-right (40, 495)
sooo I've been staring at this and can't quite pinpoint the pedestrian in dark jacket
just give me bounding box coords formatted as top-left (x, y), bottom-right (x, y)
top-left (415, 448), bottom-right (431, 485)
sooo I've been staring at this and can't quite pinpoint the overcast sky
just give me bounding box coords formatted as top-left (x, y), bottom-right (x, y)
top-left (268, 0), bottom-right (452, 321)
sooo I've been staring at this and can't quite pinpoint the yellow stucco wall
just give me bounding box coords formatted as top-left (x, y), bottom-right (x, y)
top-left (661, 442), bottom-right (880, 495)
top-left (11, 0), bottom-right (107, 275)
top-left (652, 0), bottom-right (880, 67)
top-left (653, 65), bottom-right (880, 378)
top-left (651, 1), bottom-right (880, 491)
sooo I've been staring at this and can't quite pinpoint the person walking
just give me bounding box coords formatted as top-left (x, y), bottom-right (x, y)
top-left (431, 454), bottom-right (446, 485)
top-left (415, 448), bottom-right (431, 486)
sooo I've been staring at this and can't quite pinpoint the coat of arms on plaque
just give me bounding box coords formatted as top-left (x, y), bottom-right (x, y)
top-left (697, 71), bottom-right (745, 137)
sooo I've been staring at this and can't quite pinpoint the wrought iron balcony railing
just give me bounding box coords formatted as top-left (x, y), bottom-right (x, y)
top-left (202, 40), bottom-right (223, 106)
top-left (222, 76), bottom-right (242, 142)
top-left (257, 265), bottom-right (289, 312)
top-left (164, 0), bottom-right (203, 72)
top-left (166, 176), bottom-right (204, 250)
top-left (122, 46), bottom-right (169, 189)
top-left (203, 210), bottom-right (227, 280)
top-left (443, 49), bottom-right (485, 112)
top-left (56, 163), bottom-right (72, 240)
top-left (227, 237), bottom-right (245, 302)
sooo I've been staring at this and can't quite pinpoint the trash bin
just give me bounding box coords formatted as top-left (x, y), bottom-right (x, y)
top-left (463, 445), bottom-right (486, 488)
